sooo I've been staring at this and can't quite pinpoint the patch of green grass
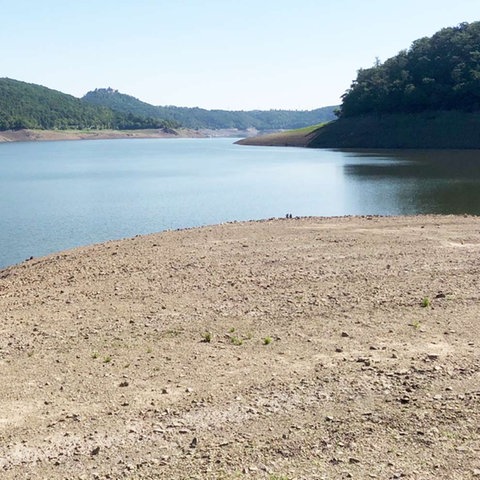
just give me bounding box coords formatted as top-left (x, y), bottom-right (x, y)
top-left (411, 320), bottom-right (421, 329)
top-left (91, 352), bottom-right (99, 359)
top-left (229, 327), bottom-right (236, 333)
top-left (202, 331), bottom-right (213, 343)
top-left (421, 297), bottom-right (431, 308)
top-left (288, 122), bottom-right (326, 135)
top-left (231, 336), bottom-right (243, 346)
top-left (103, 355), bottom-right (112, 363)
top-left (263, 336), bottom-right (273, 345)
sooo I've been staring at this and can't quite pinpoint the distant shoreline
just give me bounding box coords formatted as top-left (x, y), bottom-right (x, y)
top-left (0, 128), bottom-right (255, 144)
top-left (238, 111), bottom-right (480, 150)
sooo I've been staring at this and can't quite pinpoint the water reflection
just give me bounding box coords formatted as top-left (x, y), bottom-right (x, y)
top-left (342, 149), bottom-right (480, 215)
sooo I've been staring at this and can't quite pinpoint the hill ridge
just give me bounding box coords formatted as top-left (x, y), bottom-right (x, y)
top-left (0, 78), bottom-right (175, 131)
top-left (83, 87), bottom-right (338, 130)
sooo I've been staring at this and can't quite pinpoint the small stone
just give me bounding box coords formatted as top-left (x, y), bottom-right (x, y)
top-left (119, 381), bottom-right (129, 387)
top-left (335, 347), bottom-right (343, 353)
top-left (341, 332), bottom-right (350, 338)
top-left (189, 437), bottom-right (198, 448)
top-left (90, 446), bottom-right (100, 456)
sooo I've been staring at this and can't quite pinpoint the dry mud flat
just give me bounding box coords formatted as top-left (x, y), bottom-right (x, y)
top-left (0, 215), bottom-right (479, 479)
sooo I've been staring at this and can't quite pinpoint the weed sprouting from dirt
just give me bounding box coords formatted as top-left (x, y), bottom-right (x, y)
top-left (231, 336), bottom-right (243, 346)
top-left (411, 320), bottom-right (421, 329)
top-left (421, 297), bottom-right (431, 308)
top-left (202, 331), bottom-right (213, 343)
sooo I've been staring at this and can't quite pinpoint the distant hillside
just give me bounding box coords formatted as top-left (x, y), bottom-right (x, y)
top-left (0, 78), bottom-right (176, 131)
top-left (83, 88), bottom-right (337, 130)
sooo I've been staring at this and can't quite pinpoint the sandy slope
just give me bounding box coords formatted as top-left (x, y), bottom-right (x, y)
top-left (0, 215), bottom-right (479, 479)
top-left (0, 128), bottom-right (253, 143)
top-left (0, 129), bottom-right (206, 143)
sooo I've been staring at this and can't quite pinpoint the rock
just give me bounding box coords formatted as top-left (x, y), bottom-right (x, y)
top-left (90, 446), bottom-right (100, 456)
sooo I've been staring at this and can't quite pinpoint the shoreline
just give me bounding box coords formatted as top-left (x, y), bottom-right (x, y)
top-left (0, 127), bottom-right (255, 144)
top-left (1, 215), bottom-right (479, 478)
top-left (238, 111), bottom-right (480, 149)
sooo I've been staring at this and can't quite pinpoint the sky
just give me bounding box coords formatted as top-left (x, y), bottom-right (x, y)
top-left (1, 0), bottom-right (479, 110)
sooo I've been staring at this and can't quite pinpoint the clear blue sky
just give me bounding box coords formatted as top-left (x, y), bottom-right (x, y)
top-left (1, 0), bottom-right (478, 110)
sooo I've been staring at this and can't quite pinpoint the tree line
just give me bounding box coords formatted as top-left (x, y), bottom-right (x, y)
top-left (83, 88), bottom-right (337, 130)
top-left (0, 78), bottom-right (178, 131)
top-left (339, 22), bottom-right (480, 117)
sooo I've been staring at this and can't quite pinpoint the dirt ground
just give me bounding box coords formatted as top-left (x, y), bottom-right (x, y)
top-left (0, 129), bottom-right (204, 143)
top-left (0, 128), bottom-right (256, 144)
top-left (0, 215), bottom-right (479, 479)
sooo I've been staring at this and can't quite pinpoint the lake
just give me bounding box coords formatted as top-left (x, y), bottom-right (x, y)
top-left (1, 137), bottom-right (480, 269)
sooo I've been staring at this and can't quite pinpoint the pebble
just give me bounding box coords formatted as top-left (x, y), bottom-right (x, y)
top-left (90, 446), bottom-right (100, 456)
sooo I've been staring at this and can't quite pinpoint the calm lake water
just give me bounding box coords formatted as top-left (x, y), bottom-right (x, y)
top-left (1, 137), bottom-right (480, 268)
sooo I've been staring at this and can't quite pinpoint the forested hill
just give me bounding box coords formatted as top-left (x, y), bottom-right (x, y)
top-left (307, 21), bottom-right (480, 149)
top-left (339, 21), bottom-right (480, 117)
top-left (83, 88), bottom-right (337, 130)
top-left (0, 78), bottom-right (177, 131)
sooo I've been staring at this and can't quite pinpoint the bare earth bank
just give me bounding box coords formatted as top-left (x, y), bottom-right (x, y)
top-left (0, 128), bottom-right (256, 143)
top-left (0, 215), bottom-right (479, 479)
